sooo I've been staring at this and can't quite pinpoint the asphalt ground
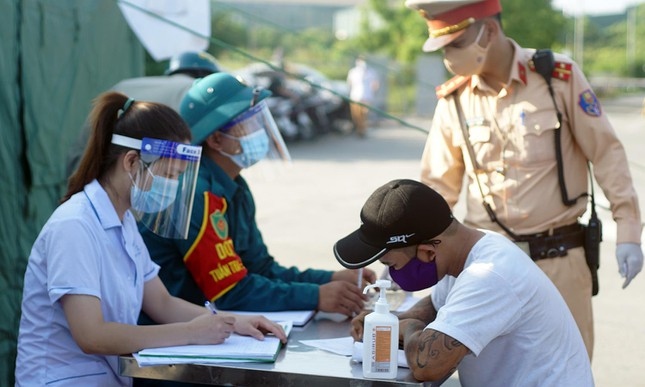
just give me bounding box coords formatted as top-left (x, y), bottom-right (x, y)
top-left (244, 93), bottom-right (645, 386)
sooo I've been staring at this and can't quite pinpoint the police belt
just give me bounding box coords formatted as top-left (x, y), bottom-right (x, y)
top-left (514, 223), bottom-right (585, 261)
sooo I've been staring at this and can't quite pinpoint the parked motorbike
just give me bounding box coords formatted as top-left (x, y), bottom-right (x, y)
top-left (266, 76), bottom-right (316, 141)
top-left (233, 62), bottom-right (353, 141)
top-left (264, 97), bottom-right (300, 141)
top-left (283, 74), bottom-right (354, 139)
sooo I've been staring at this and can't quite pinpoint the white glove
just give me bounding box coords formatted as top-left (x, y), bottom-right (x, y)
top-left (616, 243), bottom-right (644, 288)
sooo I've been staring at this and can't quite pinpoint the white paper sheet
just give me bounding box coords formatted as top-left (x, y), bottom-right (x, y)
top-left (395, 295), bottom-right (421, 312)
top-left (299, 336), bottom-right (354, 356)
top-left (298, 336), bottom-right (409, 368)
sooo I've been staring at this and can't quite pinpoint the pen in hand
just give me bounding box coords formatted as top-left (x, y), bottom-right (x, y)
top-left (204, 301), bottom-right (218, 314)
top-left (357, 268), bottom-right (363, 291)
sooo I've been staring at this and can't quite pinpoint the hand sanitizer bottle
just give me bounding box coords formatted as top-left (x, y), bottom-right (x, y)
top-left (362, 279), bottom-right (399, 379)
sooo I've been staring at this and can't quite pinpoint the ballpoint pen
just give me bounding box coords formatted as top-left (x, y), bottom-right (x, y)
top-left (204, 300), bottom-right (218, 314)
top-left (357, 267), bottom-right (363, 291)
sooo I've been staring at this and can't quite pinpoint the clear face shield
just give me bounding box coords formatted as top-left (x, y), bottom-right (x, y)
top-left (218, 100), bottom-right (291, 172)
top-left (112, 134), bottom-right (202, 239)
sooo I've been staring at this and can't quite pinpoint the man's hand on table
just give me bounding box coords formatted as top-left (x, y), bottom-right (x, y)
top-left (318, 281), bottom-right (367, 316)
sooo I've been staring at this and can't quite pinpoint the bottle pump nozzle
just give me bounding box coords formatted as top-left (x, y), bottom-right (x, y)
top-left (363, 279), bottom-right (391, 313)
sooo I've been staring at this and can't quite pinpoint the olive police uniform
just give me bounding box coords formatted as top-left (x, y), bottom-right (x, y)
top-left (409, 0), bottom-right (642, 358)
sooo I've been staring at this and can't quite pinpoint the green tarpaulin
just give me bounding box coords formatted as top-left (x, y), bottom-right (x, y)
top-left (1, 1), bottom-right (145, 384)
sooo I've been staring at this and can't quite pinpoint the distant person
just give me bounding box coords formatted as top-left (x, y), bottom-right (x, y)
top-left (66, 51), bottom-right (220, 177)
top-left (139, 73), bottom-right (376, 318)
top-left (406, 0), bottom-right (643, 358)
top-left (335, 179), bottom-right (593, 385)
top-left (15, 91), bottom-right (286, 386)
top-left (346, 55), bottom-right (380, 137)
top-left (271, 46), bottom-right (286, 70)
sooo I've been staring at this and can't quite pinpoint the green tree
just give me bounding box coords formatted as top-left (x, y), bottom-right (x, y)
top-left (581, 5), bottom-right (645, 77)
top-left (355, 0), bottom-right (566, 63)
top-left (211, 10), bottom-right (249, 56)
top-left (355, 0), bottom-right (426, 63)
top-left (501, 0), bottom-right (566, 49)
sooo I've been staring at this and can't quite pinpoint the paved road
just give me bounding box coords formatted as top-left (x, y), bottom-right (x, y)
top-left (245, 94), bottom-right (645, 386)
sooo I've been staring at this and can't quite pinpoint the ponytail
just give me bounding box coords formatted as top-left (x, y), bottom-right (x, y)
top-left (63, 92), bottom-right (134, 203)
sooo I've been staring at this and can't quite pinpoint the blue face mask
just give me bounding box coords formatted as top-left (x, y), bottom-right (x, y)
top-left (388, 257), bottom-right (439, 292)
top-left (220, 130), bottom-right (270, 169)
top-left (130, 170), bottom-right (179, 214)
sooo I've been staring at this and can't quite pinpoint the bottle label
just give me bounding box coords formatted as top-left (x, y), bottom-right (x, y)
top-left (370, 325), bottom-right (392, 372)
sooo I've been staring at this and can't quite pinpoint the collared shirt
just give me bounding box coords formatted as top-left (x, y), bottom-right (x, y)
top-left (15, 179), bottom-right (159, 386)
top-left (142, 157), bottom-right (333, 312)
top-left (421, 39), bottom-right (642, 242)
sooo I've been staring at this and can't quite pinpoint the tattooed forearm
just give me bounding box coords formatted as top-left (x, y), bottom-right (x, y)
top-left (405, 328), bottom-right (468, 381)
top-left (444, 336), bottom-right (463, 351)
top-left (415, 330), bottom-right (441, 368)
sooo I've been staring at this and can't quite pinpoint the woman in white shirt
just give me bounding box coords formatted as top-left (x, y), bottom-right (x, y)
top-left (15, 92), bottom-right (286, 386)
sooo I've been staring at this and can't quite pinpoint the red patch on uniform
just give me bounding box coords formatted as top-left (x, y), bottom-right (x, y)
top-left (554, 62), bottom-right (572, 81)
top-left (528, 59), bottom-right (572, 82)
top-left (184, 192), bottom-right (247, 301)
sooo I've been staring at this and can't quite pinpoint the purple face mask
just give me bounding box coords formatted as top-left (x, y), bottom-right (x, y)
top-left (389, 257), bottom-right (439, 292)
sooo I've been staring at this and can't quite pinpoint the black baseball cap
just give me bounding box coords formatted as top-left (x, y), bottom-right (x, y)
top-left (334, 179), bottom-right (453, 269)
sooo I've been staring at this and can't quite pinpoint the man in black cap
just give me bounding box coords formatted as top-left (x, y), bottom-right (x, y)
top-left (334, 179), bottom-right (592, 385)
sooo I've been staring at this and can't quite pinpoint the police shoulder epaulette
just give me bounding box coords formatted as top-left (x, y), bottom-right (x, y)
top-left (435, 75), bottom-right (471, 99)
top-left (528, 59), bottom-right (573, 82)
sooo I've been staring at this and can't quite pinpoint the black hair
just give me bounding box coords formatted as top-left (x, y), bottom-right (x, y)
top-left (63, 91), bottom-right (191, 203)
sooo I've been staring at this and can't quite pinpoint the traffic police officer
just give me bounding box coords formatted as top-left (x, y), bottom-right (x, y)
top-left (406, 0), bottom-right (643, 358)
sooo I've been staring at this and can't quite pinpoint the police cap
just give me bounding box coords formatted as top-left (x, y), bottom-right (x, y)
top-left (405, 0), bottom-right (502, 52)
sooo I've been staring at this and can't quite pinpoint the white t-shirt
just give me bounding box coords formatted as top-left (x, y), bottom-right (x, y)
top-left (15, 180), bottom-right (160, 386)
top-left (429, 231), bottom-right (594, 387)
top-left (347, 64), bottom-right (379, 103)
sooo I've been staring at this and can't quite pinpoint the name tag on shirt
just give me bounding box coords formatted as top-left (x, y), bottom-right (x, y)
top-left (466, 117), bottom-right (491, 143)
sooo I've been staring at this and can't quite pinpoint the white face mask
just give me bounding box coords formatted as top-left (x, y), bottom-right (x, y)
top-left (443, 25), bottom-right (490, 76)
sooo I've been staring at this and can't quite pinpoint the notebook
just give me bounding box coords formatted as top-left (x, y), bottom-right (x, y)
top-left (136, 321), bottom-right (292, 364)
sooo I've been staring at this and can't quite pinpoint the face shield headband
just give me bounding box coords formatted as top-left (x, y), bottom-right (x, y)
top-left (112, 134), bottom-right (202, 239)
top-left (219, 100), bottom-right (291, 168)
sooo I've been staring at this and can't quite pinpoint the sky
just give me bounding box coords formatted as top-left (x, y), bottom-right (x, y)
top-left (552, 0), bottom-right (642, 15)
